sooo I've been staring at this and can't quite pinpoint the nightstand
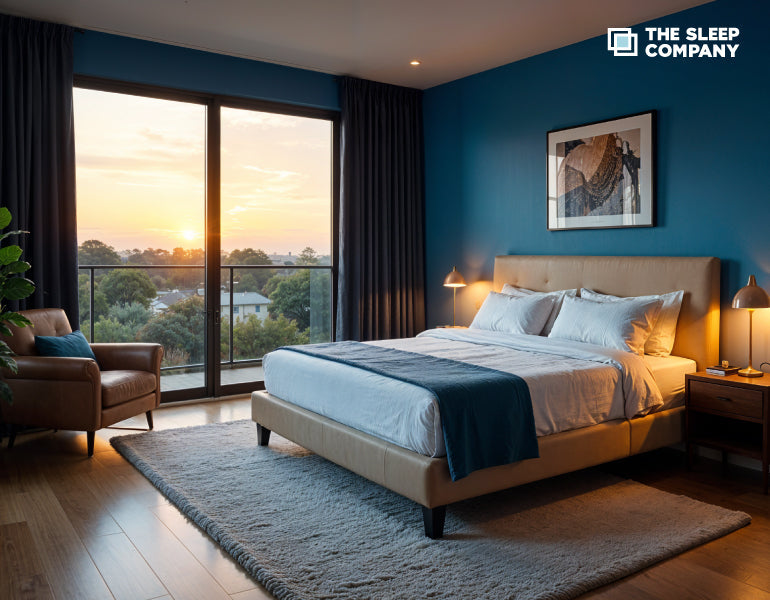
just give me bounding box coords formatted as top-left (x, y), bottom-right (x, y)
top-left (685, 372), bottom-right (770, 493)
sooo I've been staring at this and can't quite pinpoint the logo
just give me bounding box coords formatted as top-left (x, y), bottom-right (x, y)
top-left (607, 28), bottom-right (638, 56)
top-left (607, 26), bottom-right (740, 59)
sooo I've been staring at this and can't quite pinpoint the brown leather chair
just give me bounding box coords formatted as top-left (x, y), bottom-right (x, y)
top-left (0, 308), bottom-right (163, 456)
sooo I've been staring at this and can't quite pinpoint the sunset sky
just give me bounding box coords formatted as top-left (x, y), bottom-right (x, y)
top-left (74, 88), bottom-right (332, 256)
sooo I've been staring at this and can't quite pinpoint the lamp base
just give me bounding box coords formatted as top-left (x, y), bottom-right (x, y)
top-left (738, 366), bottom-right (764, 378)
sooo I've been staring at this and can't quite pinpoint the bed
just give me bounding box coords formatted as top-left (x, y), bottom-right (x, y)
top-left (251, 255), bottom-right (720, 537)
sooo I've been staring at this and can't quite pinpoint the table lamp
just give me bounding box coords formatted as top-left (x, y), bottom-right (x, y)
top-left (443, 266), bottom-right (466, 327)
top-left (732, 275), bottom-right (770, 377)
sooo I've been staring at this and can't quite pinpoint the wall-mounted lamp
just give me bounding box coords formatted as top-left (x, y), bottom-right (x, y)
top-left (732, 274), bottom-right (770, 377)
top-left (443, 266), bottom-right (466, 327)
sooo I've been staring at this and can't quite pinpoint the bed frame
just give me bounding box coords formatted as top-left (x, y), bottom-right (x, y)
top-left (252, 255), bottom-right (720, 538)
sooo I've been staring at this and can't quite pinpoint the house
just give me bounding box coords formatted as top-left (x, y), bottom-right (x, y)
top-left (220, 291), bottom-right (271, 323)
top-left (150, 290), bottom-right (196, 314)
top-left (1, 0), bottom-right (769, 598)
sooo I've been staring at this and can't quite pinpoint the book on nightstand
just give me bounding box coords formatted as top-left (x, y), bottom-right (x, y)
top-left (705, 365), bottom-right (740, 376)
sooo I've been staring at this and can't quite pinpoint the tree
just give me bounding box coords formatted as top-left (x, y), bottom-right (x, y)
top-left (78, 272), bottom-right (109, 322)
top-left (138, 296), bottom-right (205, 365)
top-left (267, 268), bottom-right (331, 341)
top-left (224, 248), bottom-right (272, 266)
top-left (92, 318), bottom-right (134, 343)
top-left (234, 272), bottom-right (261, 293)
top-left (296, 247), bottom-right (320, 265)
top-left (78, 240), bottom-right (121, 266)
top-left (224, 248), bottom-right (273, 292)
top-left (268, 270), bottom-right (310, 330)
top-left (262, 274), bottom-right (283, 299)
top-left (100, 269), bottom-right (157, 309)
top-left (93, 302), bottom-right (152, 343)
top-left (126, 247), bottom-right (171, 265)
top-left (232, 314), bottom-right (309, 360)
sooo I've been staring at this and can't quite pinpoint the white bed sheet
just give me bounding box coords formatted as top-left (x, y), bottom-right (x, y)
top-left (264, 329), bottom-right (671, 458)
top-left (644, 354), bottom-right (696, 410)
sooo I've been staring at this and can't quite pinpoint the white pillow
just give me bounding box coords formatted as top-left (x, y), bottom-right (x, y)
top-left (470, 292), bottom-right (556, 335)
top-left (548, 295), bottom-right (663, 355)
top-left (501, 284), bottom-right (578, 335)
top-left (580, 288), bottom-right (684, 357)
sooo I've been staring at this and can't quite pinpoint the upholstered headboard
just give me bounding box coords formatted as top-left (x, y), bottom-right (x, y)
top-left (493, 255), bottom-right (720, 370)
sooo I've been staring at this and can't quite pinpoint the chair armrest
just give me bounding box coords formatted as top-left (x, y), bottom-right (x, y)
top-left (2, 355), bottom-right (101, 382)
top-left (90, 343), bottom-right (163, 373)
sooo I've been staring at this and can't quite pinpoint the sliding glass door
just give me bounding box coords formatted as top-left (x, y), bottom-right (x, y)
top-left (74, 79), bottom-right (337, 402)
top-left (219, 105), bottom-right (334, 390)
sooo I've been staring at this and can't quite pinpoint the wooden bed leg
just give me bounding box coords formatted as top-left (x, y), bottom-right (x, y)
top-left (256, 423), bottom-right (271, 446)
top-left (422, 505), bottom-right (446, 539)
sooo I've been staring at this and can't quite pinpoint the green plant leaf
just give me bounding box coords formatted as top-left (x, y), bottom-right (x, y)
top-left (2, 277), bottom-right (35, 300)
top-left (0, 324), bottom-right (11, 336)
top-left (1, 260), bottom-right (30, 275)
top-left (0, 245), bottom-right (23, 266)
top-left (1, 312), bottom-right (32, 328)
top-left (0, 207), bottom-right (11, 229)
top-left (0, 381), bottom-right (13, 405)
top-left (0, 353), bottom-right (18, 372)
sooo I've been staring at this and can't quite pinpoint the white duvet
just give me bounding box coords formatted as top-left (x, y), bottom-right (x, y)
top-left (263, 328), bottom-right (665, 458)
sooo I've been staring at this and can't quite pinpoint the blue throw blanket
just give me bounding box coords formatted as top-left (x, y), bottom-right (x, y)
top-left (279, 341), bottom-right (539, 481)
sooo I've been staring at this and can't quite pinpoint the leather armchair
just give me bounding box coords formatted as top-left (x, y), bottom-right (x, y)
top-left (0, 308), bottom-right (163, 456)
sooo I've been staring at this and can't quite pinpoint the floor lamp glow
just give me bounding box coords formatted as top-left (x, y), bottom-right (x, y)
top-left (732, 275), bottom-right (770, 377)
top-left (443, 266), bottom-right (466, 327)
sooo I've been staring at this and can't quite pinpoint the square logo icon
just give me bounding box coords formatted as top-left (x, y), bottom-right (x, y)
top-left (607, 28), bottom-right (638, 56)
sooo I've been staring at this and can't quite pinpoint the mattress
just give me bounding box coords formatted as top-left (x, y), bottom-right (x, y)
top-left (643, 353), bottom-right (696, 410)
top-left (263, 328), bottom-right (691, 458)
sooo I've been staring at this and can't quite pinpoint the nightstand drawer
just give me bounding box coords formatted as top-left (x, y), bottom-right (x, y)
top-left (689, 380), bottom-right (763, 418)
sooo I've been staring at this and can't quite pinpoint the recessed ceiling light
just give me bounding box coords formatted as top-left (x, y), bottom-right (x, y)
top-left (410, 60), bottom-right (421, 66)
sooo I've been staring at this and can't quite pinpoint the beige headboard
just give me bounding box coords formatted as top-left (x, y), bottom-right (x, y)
top-left (493, 255), bottom-right (720, 370)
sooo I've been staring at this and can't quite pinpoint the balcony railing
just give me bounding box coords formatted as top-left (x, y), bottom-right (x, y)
top-left (78, 263), bottom-right (333, 379)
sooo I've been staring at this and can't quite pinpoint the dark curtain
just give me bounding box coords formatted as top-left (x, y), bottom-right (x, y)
top-left (336, 76), bottom-right (426, 341)
top-left (0, 15), bottom-right (79, 326)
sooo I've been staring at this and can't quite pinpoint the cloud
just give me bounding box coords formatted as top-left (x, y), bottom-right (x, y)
top-left (226, 205), bottom-right (251, 215)
top-left (221, 110), bottom-right (300, 130)
top-left (242, 165), bottom-right (300, 180)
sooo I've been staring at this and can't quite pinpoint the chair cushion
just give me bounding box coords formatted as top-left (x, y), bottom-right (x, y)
top-left (35, 330), bottom-right (98, 362)
top-left (4, 308), bottom-right (73, 356)
top-left (101, 370), bottom-right (157, 408)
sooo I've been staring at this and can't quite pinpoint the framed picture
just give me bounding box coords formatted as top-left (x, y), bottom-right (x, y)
top-left (547, 111), bottom-right (655, 231)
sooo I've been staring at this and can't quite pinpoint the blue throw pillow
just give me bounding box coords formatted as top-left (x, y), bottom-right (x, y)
top-left (35, 330), bottom-right (98, 362)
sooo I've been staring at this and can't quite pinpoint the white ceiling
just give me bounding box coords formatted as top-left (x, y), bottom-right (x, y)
top-left (2, 0), bottom-right (713, 89)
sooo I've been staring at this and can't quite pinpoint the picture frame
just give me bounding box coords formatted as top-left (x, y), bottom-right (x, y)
top-left (547, 110), bottom-right (656, 231)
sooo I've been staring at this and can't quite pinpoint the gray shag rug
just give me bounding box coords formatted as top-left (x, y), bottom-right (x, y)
top-left (111, 420), bottom-right (750, 600)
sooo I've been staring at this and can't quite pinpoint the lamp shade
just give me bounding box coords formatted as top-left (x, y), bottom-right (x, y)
top-left (443, 266), bottom-right (466, 288)
top-left (732, 275), bottom-right (770, 309)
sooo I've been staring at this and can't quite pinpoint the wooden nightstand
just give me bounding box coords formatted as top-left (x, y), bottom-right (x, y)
top-left (685, 372), bottom-right (770, 493)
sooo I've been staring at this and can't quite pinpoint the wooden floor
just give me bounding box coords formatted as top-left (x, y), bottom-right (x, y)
top-left (2, 398), bottom-right (770, 600)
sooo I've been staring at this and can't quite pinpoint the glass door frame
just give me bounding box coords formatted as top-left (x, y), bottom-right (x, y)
top-left (74, 75), bottom-right (340, 403)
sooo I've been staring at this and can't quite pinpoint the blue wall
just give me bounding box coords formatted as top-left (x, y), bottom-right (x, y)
top-left (74, 31), bottom-right (339, 111)
top-left (424, 0), bottom-right (770, 330)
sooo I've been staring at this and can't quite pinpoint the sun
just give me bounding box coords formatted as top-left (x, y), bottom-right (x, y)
top-left (181, 230), bottom-right (197, 241)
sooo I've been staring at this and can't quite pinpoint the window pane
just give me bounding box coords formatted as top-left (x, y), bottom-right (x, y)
top-left (220, 108), bottom-right (332, 265)
top-left (74, 88), bottom-right (206, 393)
top-left (220, 107), bottom-right (333, 365)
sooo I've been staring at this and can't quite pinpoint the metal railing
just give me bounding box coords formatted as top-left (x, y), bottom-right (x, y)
top-left (78, 263), bottom-right (333, 372)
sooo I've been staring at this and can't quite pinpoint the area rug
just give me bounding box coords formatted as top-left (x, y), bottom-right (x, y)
top-left (111, 420), bottom-right (750, 600)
